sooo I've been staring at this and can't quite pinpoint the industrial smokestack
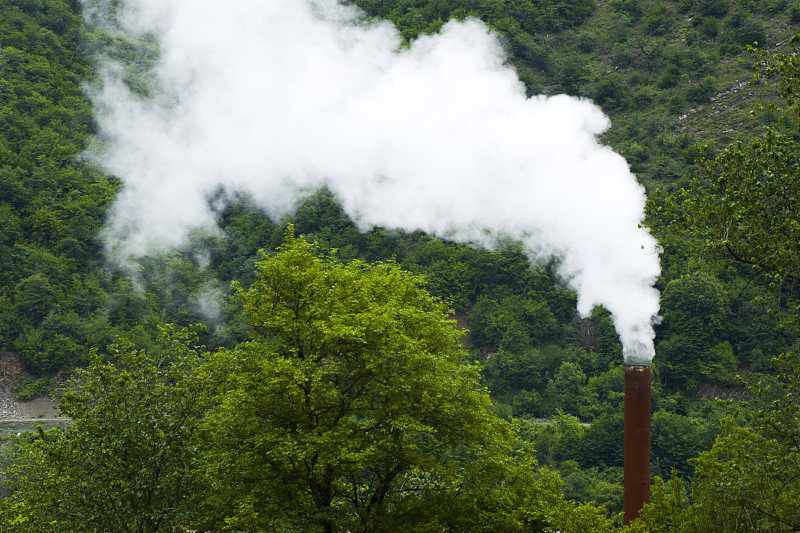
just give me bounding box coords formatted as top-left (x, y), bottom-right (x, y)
top-left (624, 364), bottom-right (651, 525)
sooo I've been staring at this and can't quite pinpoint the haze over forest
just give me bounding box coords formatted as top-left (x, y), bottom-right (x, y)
top-left (0, 0), bottom-right (799, 530)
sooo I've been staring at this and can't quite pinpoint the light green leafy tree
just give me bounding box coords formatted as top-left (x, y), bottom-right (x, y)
top-left (196, 231), bottom-right (616, 533)
top-left (544, 361), bottom-right (595, 419)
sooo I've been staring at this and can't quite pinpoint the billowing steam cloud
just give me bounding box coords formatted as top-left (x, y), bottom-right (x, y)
top-left (83, 0), bottom-right (661, 363)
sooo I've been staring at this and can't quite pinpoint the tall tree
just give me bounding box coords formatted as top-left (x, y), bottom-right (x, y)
top-left (2, 234), bottom-right (617, 532)
top-left (690, 352), bottom-right (800, 531)
top-left (196, 231), bottom-right (614, 532)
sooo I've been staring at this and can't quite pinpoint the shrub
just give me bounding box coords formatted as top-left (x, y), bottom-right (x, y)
top-left (686, 76), bottom-right (718, 103)
top-left (698, 0), bottom-right (730, 17)
top-left (657, 66), bottom-right (681, 88)
top-left (593, 76), bottom-right (633, 110)
top-left (516, 40), bottom-right (554, 72)
top-left (612, 45), bottom-right (635, 67)
top-left (11, 376), bottom-right (52, 401)
top-left (625, 142), bottom-right (650, 164)
top-left (733, 18), bottom-right (767, 45)
top-left (577, 32), bottom-right (595, 53)
top-left (634, 86), bottom-right (656, 108)
top-left (790, 4), bottom-right (800, 22)
top-left (699, 17), bottom-right (719, 38)
top-left (764, 0), bottom-right (788, 15)
top-left (643, 4), bottom-right (677, 35)
top-left (609, 0), bottom-right (643, 20)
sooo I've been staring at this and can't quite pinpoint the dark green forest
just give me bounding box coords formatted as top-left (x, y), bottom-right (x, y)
top-left (1, 0), bottom-right (799, 530)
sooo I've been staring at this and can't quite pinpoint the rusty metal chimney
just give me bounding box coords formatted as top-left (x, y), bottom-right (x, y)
top-left (623, 364), bottom-right (651, 525)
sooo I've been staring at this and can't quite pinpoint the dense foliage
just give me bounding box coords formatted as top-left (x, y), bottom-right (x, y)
top-left (0, 238), bottom-right (617, 532)
top-left (1, 0), bottom-right (799, 527)
top-left (633, 353), bottom-right (800, 531)
top-left (633, 31), bottom-right (800, 530)
top-left (0, 0), bottom-right (119, 373)
top-left (665, 34), bottom-right (800, 334)
top-left (0, 327), bottom-right (208, 532)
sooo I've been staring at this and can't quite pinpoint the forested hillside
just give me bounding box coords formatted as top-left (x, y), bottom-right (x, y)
top-left (1, 0), bottom-right (799, 529)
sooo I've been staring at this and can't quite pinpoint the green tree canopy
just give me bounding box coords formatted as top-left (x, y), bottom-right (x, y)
top-left (1, 234), bottom-right (619, 531)
top-left (655, 272), bottom-right (730, 390)
top-left (197, 231), bottom-right (615, 532)
top-left (689, 352), bottom-right (800, 531)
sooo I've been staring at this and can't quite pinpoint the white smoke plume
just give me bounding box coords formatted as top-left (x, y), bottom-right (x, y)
top-left (83, 0), bottom-right (661, 363)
